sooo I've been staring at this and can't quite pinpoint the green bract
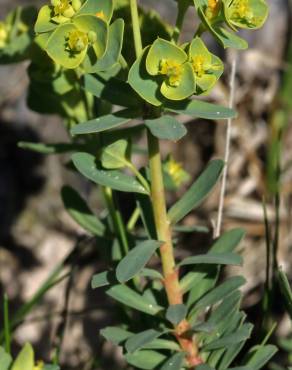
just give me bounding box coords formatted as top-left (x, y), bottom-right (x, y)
top-left (146, 38), bottom-right (195, 101)
top-left (223, 0), bottom-right (269, 30)
top-left (35, 0), bottom-right (113, 34)
top-left (129, 37), bottom-right (223, 103)
top-left (46, 14), bottom-right (107, 69)
top-left (0, 6), bottom-right (37, 63)
top-left (189, 37), bottom-right (223, 94)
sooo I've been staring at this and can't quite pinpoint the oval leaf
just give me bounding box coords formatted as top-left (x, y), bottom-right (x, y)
top-left (61, 186), bottom-right (105, 236)
top-left (125, 350), bottom-right (166, 370)
top-left (145, 115), bottom-right (187, 141)
top-left (11, 343), bottom-right (34, 370)
top-left (100, 326), bottom-right (132, 345)
top-left (166, 304), bottom-right (187, 325)
top-left (179, 253), bottom-right (243, 267)
top-left (71, 109), bottom-right (136, 135)
top-left (106, 285), bottom-right (163, 315)
top-left (72, 152), bottom-right (148, 194)
top-left (116, 240), bottom-right (162, 283)
top-left (191, 276), bottom-right (246, 312)
top-left (210, 228), bottom-right (246, 253)
top-left (168, 159), bottom-right (224, 224)
top-left (203, 324), bottom-right (253, 351)
top-left (165, 99), bottom-right (237, 120)
top-left (161, 352), bottom-right (185, 370)
top-left (125, 329), bottom-right (162, 353)
top-left (83, 73), bottom-right (141, 108)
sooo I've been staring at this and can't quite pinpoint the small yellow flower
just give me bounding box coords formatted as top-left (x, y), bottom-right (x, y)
top-left (0, 22), bottom-right (8, 48)
top-left (192, 55), bottom-right (210, 78)
top-left (205, 0), bottom-right (221, 20)
top-left (33, 361), bottom-right (44, 370)
top-left (159, 59), bottom-right (183, 87)
top-left (96, 11), bottom-right (105, 20)
top-left (230, 0), bottom-right (253, 21)
top-left (51, 0), bottom-right (75, 18)
top-left (67, 29), bottom-right (88, 52)
top-left (164, 156), bottom-right (190, 187)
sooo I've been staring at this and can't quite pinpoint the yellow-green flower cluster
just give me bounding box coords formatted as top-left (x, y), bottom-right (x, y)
top-left (34, 0), bottom-right (114, 70)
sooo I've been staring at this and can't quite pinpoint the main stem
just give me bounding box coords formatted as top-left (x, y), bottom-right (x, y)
top-left (147, 131), bottom-right (182, 305)
top-left (130, 1), bottom-right (201, 366)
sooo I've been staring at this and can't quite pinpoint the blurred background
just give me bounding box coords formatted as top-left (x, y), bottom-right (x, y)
top-left (0, 0), bottom-right (292, 369)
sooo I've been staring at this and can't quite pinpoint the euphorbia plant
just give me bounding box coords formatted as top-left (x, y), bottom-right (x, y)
top-left (0, 0), bottom-right (277, 369)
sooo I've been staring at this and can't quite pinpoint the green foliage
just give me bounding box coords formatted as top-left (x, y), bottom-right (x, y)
top-left (0, 0), bottom-right (275, 368)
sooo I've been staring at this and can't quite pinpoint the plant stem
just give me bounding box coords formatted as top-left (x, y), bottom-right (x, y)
top-left (130, 2), bottom-right (201, 365)
top-left (130, 0), bottom-right (143, 57)
top-left (172, 0), bottom-right (189, 43)
top-left (147, 131), bottom-right (181, 304)
top-left (127, 207), bottom-right (140, 231)
top-left (127, 162), bottom-right (150, 193)
top-left (3, 294), bottom-right (11, 354)
top-left (103, 187), bottom-right (129, 255)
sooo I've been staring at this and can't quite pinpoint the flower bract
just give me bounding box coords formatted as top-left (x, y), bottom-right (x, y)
top-left (189, 37), bottom-right (223, 94)
top-left (224, 0), bottom-right (269, 30)
top-left (146, 38), bottom-right (195, 100)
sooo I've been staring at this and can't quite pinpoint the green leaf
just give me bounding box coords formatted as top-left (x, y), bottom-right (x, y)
top-left (136, 193), bottom-right (157, 239)
top-left (125, 350), bottom-right (166, 370)
top-left (179, 253), bottom-right (243, 267)
top-left (101, 139), bottom-right (130, 169)
top-left (212, 25), bottom-right (248, 49)
top-left (145, 115), bottom-right (187, 141)
top-left (72, 152), bottom-right (148, 194)
top-left (168, 159), bottom-right (224, 224)
top-left (43, 366), bottom-right (60, 370)
top-left (166, 304), bottom-right (187, 325)
top-left (106, 285), bottom-right (163, 315)
top-left (203, 324), bottom-right (252, 351)
top-left (83, 73), bottom-right (141, 108)
top-left (11, 343), bottom-right (34, 370)
top-left (116, 240), bottom-right (162, 283)
top-left (77, 0), bottom-right (114, 22)
top-left (160, 352), bottom-right (185, 370)
top-left (91, 271), bottom-right (116, 289)
top-left (0, 347), bottom-right (12, 370)
top-left (277, 268), bottom-right (292, 320)
top-left (191, 276), bottom-right (246, 312)
top-left (139, 268), bottom-right (163, 280)
top-left (196, 365), bottom-right (215, 370)
top-left (87, 18), bottom-right (124, 72)
top-left (165, 99), bottom-right (237, 120)
top-left (208, 290), bottom-right (242, 326)
top-left (18, 142), bottom-right (83, 154)
top-left (192, 322), bottom-right (215, 333)
top-left (197, 7), bottom-right (248, 50)
top-left (219, 341), bottom-right (246, 370)
top-left (100, 326), bottom-right (132, 345)
top-left (125, 329), bottom-right (162, 353)
top-left (128, 47), bottom-right (163, 107)
top-left (144, 339), bottom-right (180, 351)
top-left (71, 109), bottom-right (137, 135)
top-left (210, 228), bottom-right (246, 253)
top-left (61, 186), bottom-right (105, 236)
top-left (186, 267), bottom-right (219, 308)
top-left (34, 5), bottom-right (57, 34)
top-left (244, 345), bottom-right (278, 370)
